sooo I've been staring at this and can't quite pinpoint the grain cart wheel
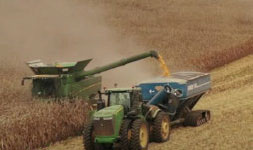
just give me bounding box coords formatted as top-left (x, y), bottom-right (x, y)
top-left (153, 112), bottom-right (171, 142)
top-left (130, 119), bottom-right (149, 150)
top-left (184, 111), bottom-right (201, 126)
top-left (184, 110), bottom-right (210, 127)
top-left (83, 122), bottom-right (95, 150)
top-left (119, 119), bottom-right (132, 150)
top-left (205, 110), bottom-right (211, 121)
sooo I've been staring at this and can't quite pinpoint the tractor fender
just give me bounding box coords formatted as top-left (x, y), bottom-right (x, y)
top-left (149, 105), bottom-right (162, 119)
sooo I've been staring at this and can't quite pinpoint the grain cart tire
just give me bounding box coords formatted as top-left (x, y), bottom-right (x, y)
top-left (83, 122), bottom-right (95, 150)
top-left (153, 112), bottom-right (171, 142)
top-left (119, 119), bottom-right (132, 150)
top-left (184, 110), bottom-right (210, 127)
top-left (205, 110), bottom-right (211, 121)
top-left (184, 111), bottom-right (201, 126)
top-left (130, 119), bottom-right (149, 150)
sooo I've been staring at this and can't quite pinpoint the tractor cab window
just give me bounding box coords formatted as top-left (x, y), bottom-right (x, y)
top-left (109, 92), bottom-right (131, 111)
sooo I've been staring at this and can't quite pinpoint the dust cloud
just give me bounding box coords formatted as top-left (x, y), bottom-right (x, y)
top-left (0, 0), bottom-right (159, 87)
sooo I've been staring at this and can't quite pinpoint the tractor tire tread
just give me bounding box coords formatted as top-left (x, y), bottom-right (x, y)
top-left (119, 119), bottom-right (132, 150)
top-left (83, 122), bottom-right (94, 150)
top-left (130, 119), bottom-right (149, 150)
top-left (153, 112), bottom-right (171, 142)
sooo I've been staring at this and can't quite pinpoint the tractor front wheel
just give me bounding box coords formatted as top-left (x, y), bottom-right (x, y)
top-left (130, 119), bottom-right (149, 150)
top-left (119, 119), bottom-right (132, 150)
top-left (153, 112), bottom-right (171, 142)
top-left (83, 122), bottom-right (95, 150)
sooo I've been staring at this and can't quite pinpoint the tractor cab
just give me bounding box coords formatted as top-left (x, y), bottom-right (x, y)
top-left (98, 88), bottom-right (142, 113)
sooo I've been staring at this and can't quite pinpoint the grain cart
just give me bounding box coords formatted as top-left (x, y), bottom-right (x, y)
top-left (21, 51), bottom-right (158, 101)
top-left (138, 71), bottom-right (211, 126)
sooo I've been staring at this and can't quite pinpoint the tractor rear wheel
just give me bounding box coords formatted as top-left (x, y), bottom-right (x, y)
top-left (130, 119), bottom-right (149, 150)
top-left (119, 119), bottom-right (132, 150)
top-left (153, 112), bottom-right (171, 142)
top-left (83, 122), bottom-right (95, 150)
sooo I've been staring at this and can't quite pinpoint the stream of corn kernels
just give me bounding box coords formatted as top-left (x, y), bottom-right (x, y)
top-left (158, 54), bottom-right (170, 77)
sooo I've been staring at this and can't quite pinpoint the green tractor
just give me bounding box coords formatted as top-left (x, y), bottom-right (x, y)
top-left (83, 88), bottom-right (171, 150)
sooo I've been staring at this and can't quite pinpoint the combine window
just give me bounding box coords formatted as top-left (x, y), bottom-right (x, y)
top-left (32, 79), bottom-right (57, 98)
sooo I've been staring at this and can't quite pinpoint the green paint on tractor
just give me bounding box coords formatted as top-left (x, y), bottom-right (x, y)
top-left (93, 105), bottom-right (124, 143)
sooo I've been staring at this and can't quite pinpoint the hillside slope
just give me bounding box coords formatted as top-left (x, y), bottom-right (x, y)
top-left (42, 55), bottom-right (253, 150)
top-left (91, 0), bottom-right (253, 70)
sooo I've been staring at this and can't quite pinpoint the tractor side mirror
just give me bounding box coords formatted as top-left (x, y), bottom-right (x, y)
top-left (97, 91), bottom-right (105, 111)
top-left (98, 91), bottom-right (102, 99)
top-left (97, 99), bottom-right (105, 111)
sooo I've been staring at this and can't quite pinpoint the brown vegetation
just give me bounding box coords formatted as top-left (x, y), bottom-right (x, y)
top-left (0, 64), bottom-right (87, 150)
top-left (192, 38), bottom-right (253, 70)
top-left (0, 101), bottom-right (86, 150)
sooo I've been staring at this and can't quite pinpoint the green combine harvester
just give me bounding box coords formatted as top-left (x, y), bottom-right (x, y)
top-left (22, 51), bottom-right (159, 101)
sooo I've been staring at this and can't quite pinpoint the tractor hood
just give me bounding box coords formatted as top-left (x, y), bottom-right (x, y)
top-left (93, 105), bottom-right (124, 119)
top-left (92, 105), bottom-right (124, 139)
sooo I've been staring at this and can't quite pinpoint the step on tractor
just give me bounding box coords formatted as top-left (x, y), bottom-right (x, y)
top-left (83, 72), bottom-right (211, 150)
top-left (21, 51), bottom-right (159, 102)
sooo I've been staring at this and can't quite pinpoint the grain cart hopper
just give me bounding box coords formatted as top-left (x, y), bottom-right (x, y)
top-left (22, 51), bottom-right (158, 101)
top-left (138, 71), bottom-right (211, 126)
